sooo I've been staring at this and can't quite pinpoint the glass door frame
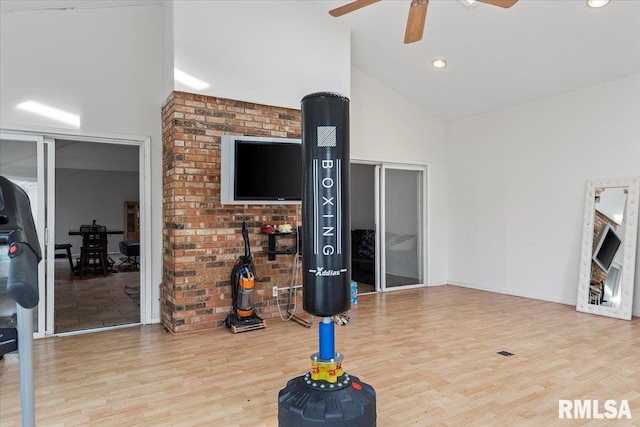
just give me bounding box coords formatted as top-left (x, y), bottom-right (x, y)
top-left (2, 128), bottom-right (152, 336)
top-left (0, 132), bottom-right (48, 338)
top-left (378, 162), bottom-right (428, 292)
top-left (46, 135), bottom-right (149, 335)
top-left (350, 159), bottom-right (429, 294)
top-left (44, 138), bottom-right (55, 335)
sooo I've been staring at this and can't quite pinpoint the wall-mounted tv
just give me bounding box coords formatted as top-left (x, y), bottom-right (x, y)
top-left (592, 223), bottom-right (622, 272)
top-left (221, 135), bottom-right (302, 205)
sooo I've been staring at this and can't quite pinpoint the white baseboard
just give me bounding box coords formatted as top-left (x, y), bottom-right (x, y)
top-left (427, 282), bottom-right (448, 287)
top-left (447, 281), bottom-right (577, 306)
top-left (449, 281), bottom-right (640, 318)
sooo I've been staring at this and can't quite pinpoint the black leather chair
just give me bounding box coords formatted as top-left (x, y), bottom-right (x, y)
top-left (351, 229), bottom-right (375, 286)
top-left (119, 240), bottom-right (140, 271)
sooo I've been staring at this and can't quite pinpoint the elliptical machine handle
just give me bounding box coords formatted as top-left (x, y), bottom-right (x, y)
top-left (7, 242), bottom-right (40, 309)
top-left (0, 175), bottom-right (42, 309)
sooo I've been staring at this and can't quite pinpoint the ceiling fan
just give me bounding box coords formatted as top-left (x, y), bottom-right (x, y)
top-left (329, 0), bottom-right (519, 44)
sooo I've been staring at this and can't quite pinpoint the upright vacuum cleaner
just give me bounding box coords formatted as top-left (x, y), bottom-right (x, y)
top-left (0, 175), bottom-right (42, 427)
top-left (278, 93), bottom-right (376, 426)
top-left (224, 221), bottom-right (266, 333)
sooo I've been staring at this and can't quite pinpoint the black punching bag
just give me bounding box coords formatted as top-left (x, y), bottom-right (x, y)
top-left (301, 92), bottom-right (351, 317)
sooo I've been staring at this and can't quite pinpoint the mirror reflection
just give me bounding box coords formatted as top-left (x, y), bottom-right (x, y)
top-left (588, 186), bottom-right (628, 307)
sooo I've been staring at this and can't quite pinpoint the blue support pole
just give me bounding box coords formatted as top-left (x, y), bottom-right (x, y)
top-left (319, 317), bottom-right (335, 360)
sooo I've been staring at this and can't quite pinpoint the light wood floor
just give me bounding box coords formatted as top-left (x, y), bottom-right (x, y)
top-left (1, 285), bottom-right (639, 426)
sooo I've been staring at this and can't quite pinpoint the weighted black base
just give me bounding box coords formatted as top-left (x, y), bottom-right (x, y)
top-left (278, 372), bottom-right (376, 426)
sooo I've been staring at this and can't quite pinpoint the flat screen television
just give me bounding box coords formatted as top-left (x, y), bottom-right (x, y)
top-left (592, 223), bottom-right (622, 272)
top-left (221, 135), bottom-right (302, 204)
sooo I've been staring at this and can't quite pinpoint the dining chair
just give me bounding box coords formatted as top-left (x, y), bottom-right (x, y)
top-left (54, 243), bottom-right (75, 274)
top-left (79, 224), bottom-right (107, 277)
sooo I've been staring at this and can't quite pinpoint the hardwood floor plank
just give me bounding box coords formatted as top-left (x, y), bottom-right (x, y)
top-left (1, 285), bottom-right (639, 425)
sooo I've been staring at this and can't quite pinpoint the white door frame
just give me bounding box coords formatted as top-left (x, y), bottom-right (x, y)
top-left (379, 162), bottom-right (428, 292)
top-left (1, 127), bottom-right (152, 335)
top-left (350, 159), bottom-right (430, 293)
top-left (0, 132), bottom-right (47, 337)
top-left (44, 137), bottom-right (55, 335)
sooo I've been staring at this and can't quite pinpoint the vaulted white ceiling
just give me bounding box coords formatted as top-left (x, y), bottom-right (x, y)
top-left (3, 0), bottom-right (639, 121)
top-left (318, 0), bottom-right (640, 120)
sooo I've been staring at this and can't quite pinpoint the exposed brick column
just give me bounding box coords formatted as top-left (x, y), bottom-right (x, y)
top-left (161, 92), bottom-right (302, 333)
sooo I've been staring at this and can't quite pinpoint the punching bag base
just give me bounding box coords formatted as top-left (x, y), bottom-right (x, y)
top-left (278, 373), bottom-right (376, 427)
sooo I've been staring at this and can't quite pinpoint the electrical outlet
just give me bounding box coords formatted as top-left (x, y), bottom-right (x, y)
top-left (272, 286), bottom-right (278, 297)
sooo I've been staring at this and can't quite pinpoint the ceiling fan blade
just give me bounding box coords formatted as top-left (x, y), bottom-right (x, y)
top-left (474, 0), bottom-right (518, 8)
top-left (329, 0), bottom-right (381, 17)
top-left (404, 0), bottom-right (428, 44)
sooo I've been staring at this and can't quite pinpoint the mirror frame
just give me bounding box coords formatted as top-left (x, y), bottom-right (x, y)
top-left (576, 176), bottom-right (639, 320)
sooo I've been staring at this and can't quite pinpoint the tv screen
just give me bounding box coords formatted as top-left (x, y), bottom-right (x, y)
top-left (220, 135), bottom-right (302, 204)
top-left (234, 141), bottom-right (302, 201)
top-left (592, 223), bottom-right (622, 272)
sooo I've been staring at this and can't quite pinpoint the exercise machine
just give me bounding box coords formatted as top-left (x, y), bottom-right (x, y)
top-left (0, 175), bottom-right (42, 427)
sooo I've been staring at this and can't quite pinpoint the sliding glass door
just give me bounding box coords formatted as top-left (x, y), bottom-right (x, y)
top-left (0, 133), bottom-right (49, 337)
top-left (380, 164), bottom-right (426, 290)
top-left (53, 140), bottom-right (142, 334)
top-left (2, 130), bottom-right (148, 336)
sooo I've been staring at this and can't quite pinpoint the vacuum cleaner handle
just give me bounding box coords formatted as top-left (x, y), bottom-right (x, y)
top-left (242, 220), bottom-right (251, 258)
top-left (0, 175), bottom-right (42, 309)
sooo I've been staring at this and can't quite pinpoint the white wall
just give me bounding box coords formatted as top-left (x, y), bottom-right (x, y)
top-left (0, 5), bottom-right (163, 136)
top-left (172, 0), bottom-right (350, 109)
top-left (55, 141), bottom-right (140, 254)
top-left (0, 4), bottom-right (164, 321)
top-left (56, 168), bottom-right (139, 254)
top-left (161, 1), bottom-right (175, 102)
top-left (447, 74), bottom-right (640, 315)
top-left (350, 68), bottom-right (449, 286)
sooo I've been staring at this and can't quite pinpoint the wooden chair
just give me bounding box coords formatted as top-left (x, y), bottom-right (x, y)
top-left (79, 225), bottom-right (107, 277)
top-left (54, 243), bottom-right (75, 274)
top-left (589, 279), bottom-right (604, 305)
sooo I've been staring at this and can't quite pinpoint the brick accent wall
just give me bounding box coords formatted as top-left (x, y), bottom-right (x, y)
top-left (161, 91), bottom-right (302, 333)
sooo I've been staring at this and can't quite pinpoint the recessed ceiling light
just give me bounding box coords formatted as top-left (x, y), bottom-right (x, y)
top-left (587, 0), bottom-right (609, 8)
top-left (174, 68), bottom-right (210, 90)
top-left (16, 101), bottom-right (80, 128)
top-left (432, 59), bottom-right (447, 69)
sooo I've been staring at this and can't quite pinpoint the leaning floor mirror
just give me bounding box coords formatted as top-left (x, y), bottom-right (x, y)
top-left (576, 177), bottom-right (639, 320)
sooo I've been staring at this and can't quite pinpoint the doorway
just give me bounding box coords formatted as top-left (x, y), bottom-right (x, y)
top-left (1, 130), bottom-right (148, 336)
top-left (53, 140), bottom-right (141, 333)
top-left (380, 164), bottom-right (426, 290)
top-left (350, 161), bottom-right (428, 293)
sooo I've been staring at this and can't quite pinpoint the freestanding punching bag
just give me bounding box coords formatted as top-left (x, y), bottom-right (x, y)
top-left (301, 92), bottom-right (351, 318)
top-left (278, 93), bottom-right (376, 426)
